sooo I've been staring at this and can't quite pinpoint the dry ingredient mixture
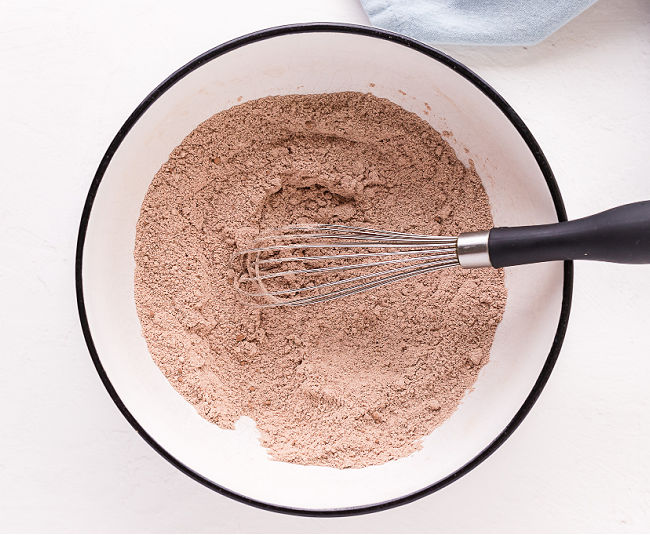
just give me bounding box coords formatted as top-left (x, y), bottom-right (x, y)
top-left (134, 92), bottom-right (507, 469)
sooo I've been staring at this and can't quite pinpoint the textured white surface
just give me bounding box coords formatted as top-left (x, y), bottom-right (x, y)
top-left (1, 0), bottom-right (649, 532)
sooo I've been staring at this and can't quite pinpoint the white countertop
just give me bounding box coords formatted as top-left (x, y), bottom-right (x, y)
top-left (2, 0), bottom-right (649, 532)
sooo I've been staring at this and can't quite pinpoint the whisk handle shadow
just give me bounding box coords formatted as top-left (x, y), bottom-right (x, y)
top-left (487, 201), bottom-right (650, 268)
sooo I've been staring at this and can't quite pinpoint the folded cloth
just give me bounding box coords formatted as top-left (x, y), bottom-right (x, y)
top-left (360, 0), bottom-right (598, 45)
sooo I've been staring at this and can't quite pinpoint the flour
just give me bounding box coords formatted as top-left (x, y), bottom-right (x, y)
top-left (134, 92), bottom-right (506, 468)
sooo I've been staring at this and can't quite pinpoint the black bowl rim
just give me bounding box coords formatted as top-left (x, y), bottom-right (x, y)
top-left (75, 22), bottom-right (573, 517)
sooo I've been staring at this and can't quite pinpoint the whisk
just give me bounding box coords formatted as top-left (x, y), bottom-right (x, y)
top-left (232, 201), bottom-right (650, 307)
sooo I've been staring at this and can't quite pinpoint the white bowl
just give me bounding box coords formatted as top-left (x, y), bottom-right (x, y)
top-left (76, 24), bottom-right (572, 516)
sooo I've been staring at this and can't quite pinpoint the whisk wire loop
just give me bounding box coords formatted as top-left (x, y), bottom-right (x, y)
top-left (232, 224), bottom-right (460, 307)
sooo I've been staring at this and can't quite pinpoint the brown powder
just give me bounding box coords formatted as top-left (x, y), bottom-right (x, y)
top-left (134, 92), bottom-right (506, 469)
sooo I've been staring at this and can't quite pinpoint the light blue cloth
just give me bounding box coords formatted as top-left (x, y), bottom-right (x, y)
top-left (360, 0), bottom-right (598, 45)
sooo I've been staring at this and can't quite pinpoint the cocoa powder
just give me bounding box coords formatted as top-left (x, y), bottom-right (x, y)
top-left (134, 92), bottom-right (506, 469)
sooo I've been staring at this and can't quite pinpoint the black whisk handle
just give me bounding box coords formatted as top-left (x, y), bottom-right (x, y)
top-left (488, 201), bottom-right (650, 268)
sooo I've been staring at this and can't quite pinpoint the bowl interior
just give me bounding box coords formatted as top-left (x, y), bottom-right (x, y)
top-left (80, 29), bottom-right (564, 511)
